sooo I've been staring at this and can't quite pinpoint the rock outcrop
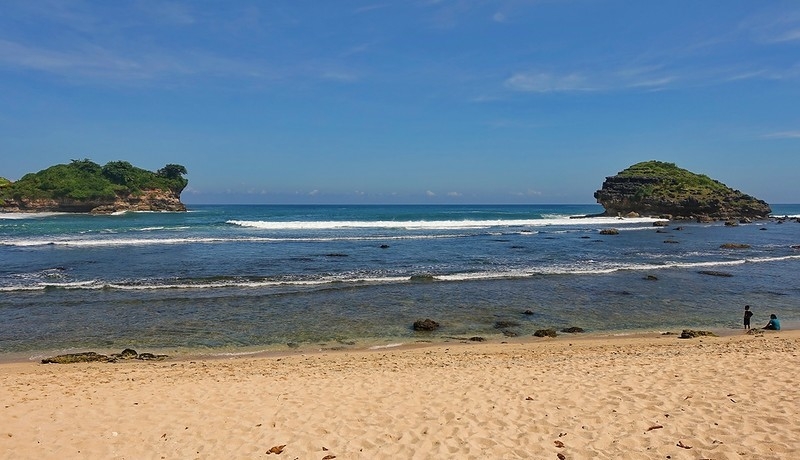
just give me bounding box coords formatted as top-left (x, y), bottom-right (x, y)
top-left (1, 159), bottom-right (187, 214)
top-left (594, 161), bottom-right (771, 220)
top-left (2, 189), bottom-right (185, 214)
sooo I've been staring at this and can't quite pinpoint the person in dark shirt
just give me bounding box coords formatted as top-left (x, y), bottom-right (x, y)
top-left (743, 305), bottom-right (753, 330)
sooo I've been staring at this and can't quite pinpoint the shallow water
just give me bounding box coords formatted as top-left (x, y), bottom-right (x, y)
top-left (1, 204), bottom-right (798, 357)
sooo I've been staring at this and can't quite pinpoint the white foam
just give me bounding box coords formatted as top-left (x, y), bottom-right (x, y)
top-left (0, 212), bottom-right (71, 219)
top-left (226, 216), bottom-right (665, 231)
top-left (2, 255), bottom-right (797, 293)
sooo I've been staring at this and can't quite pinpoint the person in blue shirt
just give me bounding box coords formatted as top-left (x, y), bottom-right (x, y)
top-left (763, 314), bottom-right (781, 331)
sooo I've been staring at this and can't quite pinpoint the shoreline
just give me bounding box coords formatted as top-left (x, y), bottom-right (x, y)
top-left (2, 329), bottom-right (797, 459)
top-left (0, 324), bottom-right (771, 365)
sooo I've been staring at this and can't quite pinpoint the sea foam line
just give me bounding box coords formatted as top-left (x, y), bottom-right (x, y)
top-left (2, 255), bottom-right (797, 292)
top-left (226, 216), bottom-right (664, 230)
top-left (0, 233), bottom-right (471, 247)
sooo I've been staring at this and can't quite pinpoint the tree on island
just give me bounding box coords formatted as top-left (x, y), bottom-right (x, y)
top-left (0, 159), bottom-right (189, 212)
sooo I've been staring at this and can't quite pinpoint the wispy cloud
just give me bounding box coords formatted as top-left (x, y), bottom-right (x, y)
top-left (505, 72), bottom-right (593, 93)
top-left (504, 66), bottom-right (679, 93)
top-left (762, 131), bottom-right (800, 139)
top-left (740, 9), bottom-right (800, 44)
top-left (0, 39), bottom-right (156, 80)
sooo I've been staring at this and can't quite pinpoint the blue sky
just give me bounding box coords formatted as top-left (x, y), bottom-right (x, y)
top-left (1, 1), bottom-right (799, 204)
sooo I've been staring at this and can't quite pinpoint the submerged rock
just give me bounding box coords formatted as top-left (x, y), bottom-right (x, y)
top-left (494, 320), bottom-right (521, 329)
top-left (698, 270), bottom-right (734, 277)
top-left (409, 274), bottom-right (438, 282)
top-left (720, 243), bottom-right (750, 249)
top-left (41, 352), bottom-right (110, 364)
top-left (561, 327), bottom-right (585, 333)
top-left (599, 228), bottom-right (619, 235)
top-left (533, 329), bottom-right (558, 338)
top-left (42, 349), bottom-right (169, 364)
top-left (413, 318), bottom-right (440, 331)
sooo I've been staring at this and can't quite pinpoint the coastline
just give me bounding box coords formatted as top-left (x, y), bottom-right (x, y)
top-left (3, 330), bottom-right (798, 459)
top-left (0, 324), bottom-right (766, 365)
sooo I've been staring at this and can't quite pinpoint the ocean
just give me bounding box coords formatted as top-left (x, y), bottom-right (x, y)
top-left (1, 204), bottom-right (799, 360)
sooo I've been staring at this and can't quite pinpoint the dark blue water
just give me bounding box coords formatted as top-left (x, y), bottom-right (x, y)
top-left (1, 204), bottom-right (799, 358)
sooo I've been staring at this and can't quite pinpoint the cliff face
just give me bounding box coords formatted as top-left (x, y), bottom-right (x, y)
top-left (594, 161), bottom-right (771, 220)
top-left (2, 189), bottom-right (186, 214)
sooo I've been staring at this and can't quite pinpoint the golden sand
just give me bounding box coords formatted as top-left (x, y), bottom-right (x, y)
top-left (2, 330), bottom-right (798, 459)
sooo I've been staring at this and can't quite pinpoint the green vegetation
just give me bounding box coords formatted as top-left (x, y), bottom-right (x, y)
top-left (595, 160), bottom-right (771, 218)
top-left (616, 161), bottom-right (730, 199)
top-left (1, 159), bottom-right (188, 202)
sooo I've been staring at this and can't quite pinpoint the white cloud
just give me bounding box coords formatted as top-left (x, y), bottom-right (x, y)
top-left (505, 72), bottom-right (592, 93)
top-left (426, 190), bottom-right (436, 197)
top-left (447, 191), bottom-right (462, 197)
top-left (308, 189), bottom-right (320, 196)
top-left (762, 131), bottom-right (800, 139)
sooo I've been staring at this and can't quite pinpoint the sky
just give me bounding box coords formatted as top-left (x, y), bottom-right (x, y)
top-left (1, 1), bottom-right (799, 204)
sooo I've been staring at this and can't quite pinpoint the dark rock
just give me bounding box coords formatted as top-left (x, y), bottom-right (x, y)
top-left (679, 329), bottom-right (718, 339)
top-left (533, 329), bottom-right (558, 338)
top-left (724, 220), bottom-right (738, 227)
top-left (663, 240), bottom-right (679, 244)
top-left (325, 253), bottom-right (349, 257)
top-left (561, 327), bottom-right (585, 333)
top-left (468, 336), bottom-right (486, 342)
top-left (740, 217), bottom-right (752, 224)
top-left (599, 228), bottom-right (619, 235)
top-left (379, 244), bottom-right (390, 249)
top-left (409, 274), bottom-right (438, 282)
top-left (523, 309), bottom-right (535, 315)
top-left (720, 243), bottom-right (750, 249)
top-left (494, 320), bottom-right (521, 329)
top-left (287, 342), bottom-right (300, 348)
top-left (698, 270), bottom-right (733, 277)
top-left (137, 352), bottom-right (167, 361)
top-left (644, 274), bottom-right (659, 281)
top-left (502, 330), bottom-right (518, 337)
top-left (109, 348), bottom-right (139, 360)
top-left (413, 318), bottom-right (440, 331)
top-left (121, 348), bottom-right (138, 359)
top-left (653, 220), bottom-right (669, 227)
top-left (41, 352), bottom-right (110, 364)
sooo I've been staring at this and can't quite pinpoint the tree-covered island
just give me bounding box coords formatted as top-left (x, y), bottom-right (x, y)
top-left (594, 160), bottom-right (771, 220)
top-left (0, 159), bottom-right (188, 213)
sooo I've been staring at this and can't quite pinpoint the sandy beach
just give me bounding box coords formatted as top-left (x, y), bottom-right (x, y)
top-left (1, 330), bottom-right (798, 460)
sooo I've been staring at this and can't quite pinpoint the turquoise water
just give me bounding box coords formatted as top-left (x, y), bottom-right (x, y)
top-left (1, 204), bottom-right (798, 358)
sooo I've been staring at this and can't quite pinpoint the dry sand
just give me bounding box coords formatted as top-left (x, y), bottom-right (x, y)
top-left (1, 330), bottom-right (798, 460)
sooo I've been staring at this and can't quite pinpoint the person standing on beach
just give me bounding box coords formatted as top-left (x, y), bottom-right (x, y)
top-left (743, 305), bottom-right (753, 330)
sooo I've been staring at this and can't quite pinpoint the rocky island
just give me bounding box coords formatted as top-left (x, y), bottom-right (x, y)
top-left (594, 161), bottom-right (771, 220)
top-left (0, 159), bottom-right (188, 214)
